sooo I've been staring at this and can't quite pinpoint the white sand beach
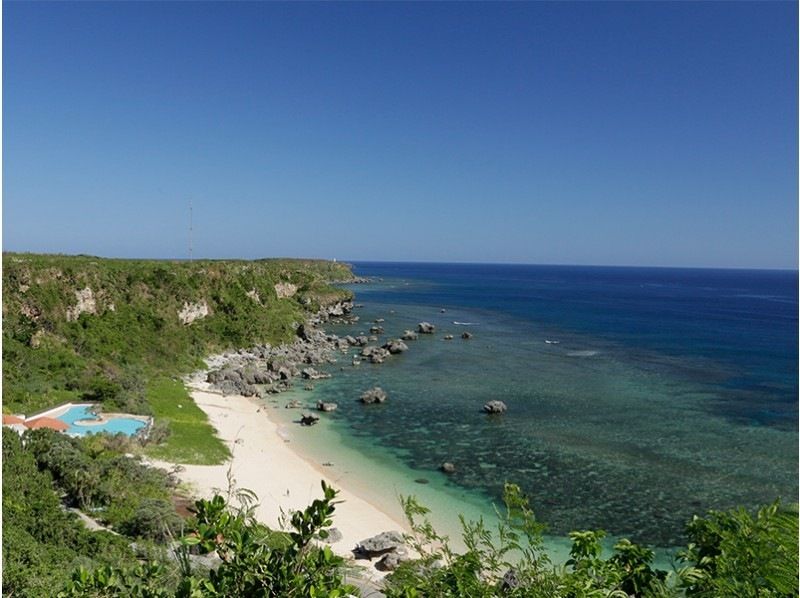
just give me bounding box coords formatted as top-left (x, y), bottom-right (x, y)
top-left (150, 376), bottom-right (410, 571)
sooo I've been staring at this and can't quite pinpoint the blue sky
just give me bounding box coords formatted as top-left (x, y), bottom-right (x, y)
top-left (3, 1), bottom-right (797, 268)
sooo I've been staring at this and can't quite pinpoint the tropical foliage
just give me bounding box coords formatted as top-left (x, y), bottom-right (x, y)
top-left (3, 253), bottom-right (353, 416)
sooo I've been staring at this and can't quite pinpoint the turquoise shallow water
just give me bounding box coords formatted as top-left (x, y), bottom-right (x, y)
top-left (265, 263), bottom-right (797, 555)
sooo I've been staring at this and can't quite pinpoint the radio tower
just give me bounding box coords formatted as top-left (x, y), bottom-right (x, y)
top-left (189, 201), bottom-right (193, 262)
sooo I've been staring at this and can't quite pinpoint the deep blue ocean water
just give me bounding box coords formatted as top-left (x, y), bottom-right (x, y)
top-left (290, 262), bottom-right (797, 547)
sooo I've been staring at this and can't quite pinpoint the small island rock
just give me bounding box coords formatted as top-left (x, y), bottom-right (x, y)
top-left (418, 322), bottom-right (436, 334)
top-left (483, 400), bottom-right (508, 414)
top-left (383, 339), bottom-right (409, 354)
top-left (300, 413), bottom-right (320, 426)
top-left (360, 387), bottom-right (388, 404)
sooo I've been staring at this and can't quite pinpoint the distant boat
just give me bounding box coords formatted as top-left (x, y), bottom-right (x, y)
top-left (544, 339), bottom-right (560, 345)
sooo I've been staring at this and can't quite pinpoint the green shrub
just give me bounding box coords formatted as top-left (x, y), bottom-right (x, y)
top-left (678, 501), bottom-right (799, 597)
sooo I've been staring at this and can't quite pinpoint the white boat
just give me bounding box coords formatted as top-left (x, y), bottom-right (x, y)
top-left (544, 339), bottom-right (560, 345)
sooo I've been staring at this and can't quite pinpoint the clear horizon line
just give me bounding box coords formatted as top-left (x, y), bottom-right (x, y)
top-left (3, 250), bottom-right (797, 272)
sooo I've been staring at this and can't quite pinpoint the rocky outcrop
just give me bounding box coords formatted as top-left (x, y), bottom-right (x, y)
top-left (66, 287), bottom-right (98, 321)
top-left (382, 339), bottom-right (409, 354)
top-left (274, 282), bottom-right (298, 299)
top-left (360, 387), bottom-right (387, 404)
top-left (483, 400), bottom-right (507, 414)
top-left (360, 346), bottom-right (390, 363)
top-left (301, 368), bottom-right (331, 380)
top-left (316, 401), bottom-right (338, 412)
top-left (205, 306), bottom-right (353, 396)
top-left (312, 301), bottom-right (355, 323)
top-left (401, 330), bottom-right (418, 341)
top-left (443, 334), bottom-right (454, 340)
top-left (417, 322), bottom-right (435, 334)
top-left (354, 531), bottom-right (410, 571)
top-left (355, 531), bottom-right (404, 557)
top-left (21, 302), bottom-right (42, 321)
top-left (377, 546), bottom-right (412, 571)
top-left (440, 462), bottom-right (456, 474)
top-left (206, 368), bottom-right (259, 397)
top-left (178, 300), bottom-right (209, 325)
top-left (300, 413), bottom-right (320, 426)
top-left (461, 331), bottom-right (473, 339)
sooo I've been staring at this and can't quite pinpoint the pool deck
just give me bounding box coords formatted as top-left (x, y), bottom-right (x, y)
top-left (19, 402), bottom-right (151, 435)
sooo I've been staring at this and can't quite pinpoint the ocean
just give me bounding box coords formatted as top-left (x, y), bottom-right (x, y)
top-left (269, 262), bottom-right (798, 554)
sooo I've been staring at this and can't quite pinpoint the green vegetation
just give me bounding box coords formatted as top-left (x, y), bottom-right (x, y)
top-left (3, 253), bottom-right (353, 417)
top-left (383, 486), bottom-right (798, 597)
top-left (144, 377), bottom-right (230, 465)
top-left (42, 481), bottom-right (800, 597)
top-left (2, 431), bottom-right (158, 596)
top-left (4, 423), bottom-right (796, 597)
top-left (58, 482), bottom-right (358, 598)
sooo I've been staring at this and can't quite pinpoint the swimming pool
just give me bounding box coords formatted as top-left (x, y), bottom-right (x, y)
top-left (56, 405), bottom-right (148, 437)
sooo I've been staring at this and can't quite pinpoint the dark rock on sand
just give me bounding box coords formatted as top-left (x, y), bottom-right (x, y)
top-left (355, 531), bottom-right (404, 557)
top-left (500, 568), bottom-right (520, 592)
top-left (300, 413), bottom-right (320, 426)
top-left (377, 546), bottom-right (412, 571)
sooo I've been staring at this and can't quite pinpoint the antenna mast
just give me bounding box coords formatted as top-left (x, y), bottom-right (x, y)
top-left (189, 201), bottom-right (193, 262)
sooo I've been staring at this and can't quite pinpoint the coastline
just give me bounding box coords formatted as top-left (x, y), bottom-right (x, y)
top-left (150, 371), bottom-right (412, 577)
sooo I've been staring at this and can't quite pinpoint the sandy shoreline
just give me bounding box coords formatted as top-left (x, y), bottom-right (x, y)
top-left (150, 374), bottom-right (411, 575)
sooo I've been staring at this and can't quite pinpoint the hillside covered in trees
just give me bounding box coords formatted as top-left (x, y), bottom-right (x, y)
top-left (3, 253), bottom-right (353, 416)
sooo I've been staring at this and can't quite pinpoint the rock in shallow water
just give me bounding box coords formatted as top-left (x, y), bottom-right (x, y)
top-left (483, 400), bottom-right (507, 414)
top-left (383, 339), bottom-right (409, 354)
top-left (300, 413), bottom-right (320, 426)
top-left (360, 387), bottom-right (388, 404)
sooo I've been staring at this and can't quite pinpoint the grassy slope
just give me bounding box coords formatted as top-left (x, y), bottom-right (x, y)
top-left (145, 377), bottom-right (230, 465)
top-left (3, 253), bottom-right (353, 463)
